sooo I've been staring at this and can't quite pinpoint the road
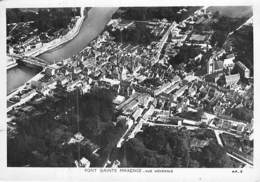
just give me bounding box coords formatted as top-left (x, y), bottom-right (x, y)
top-left (153, 6), bottom-right (209, 65)
top-left (226, 153), bottom-right (253, 167)
top-left (227, 16), bottom-right (253, 37)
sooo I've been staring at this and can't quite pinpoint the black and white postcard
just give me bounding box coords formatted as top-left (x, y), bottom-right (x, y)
top-left (0, 0), bottom-right (259, 181)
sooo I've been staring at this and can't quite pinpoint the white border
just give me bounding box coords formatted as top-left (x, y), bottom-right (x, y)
top-left (0, 0), bottom-right (260, 181)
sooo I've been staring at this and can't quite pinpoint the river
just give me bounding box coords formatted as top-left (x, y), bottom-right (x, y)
top-left (7, 7), bottom-right (118, 95)
top-left (38, 7), bottom-right (118, 63)
top-left (7, 65), bottom-right (40, 94)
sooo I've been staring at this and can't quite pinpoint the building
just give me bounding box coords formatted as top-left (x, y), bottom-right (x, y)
top-left (120, 99), bottom-right (139, 115)
top-left (46, 80), bottom-right (57, 89)
top-left (207, 53), bottom-right (225, 74)
top-left (210, 115), bottom-right (248, 134)
top-left (164, 82), bottom-right (180, 94)
top-left (154, 76), bottom-right (181, 96)
top-left (172, 85), bottom-right (188, 101)
top-left (21, 105), bottom-right (35, 113)
top-left (113, 95), bottom-right (125, 105)
top-left (207, 57), bottom-right (214, 74)
top-left (235, 61), bottom-right (250, 78)
top-left (45, 64), bottom-right (62, 76)
top-left (188, 85), bottom-right (197, 97)
top-left (41, 86), bottom-right (52, 96)
top-left (116, 92), bottom-right (140, 111)
top-left (223, 57), bottom-right (235, 70)
top-left (63, 58), bottom-right (72, 65)
top-left (100, 77), bottom-right (120, 86)
top-left (80, 138), bottom-right (100, 155)
top-left (77, 157), bottom-right (91, 168)
top-left (142, 105), bottom-right (155, 121)
top-left (224, 74), bottom-right (240, 87)
top-left (194, 53), bottom-right (203, 61)
top-left (190, 138), bottom-right (209, 149)
top-left (214, 60), bottom-right (224, 73)
top-left (132, 107), bottom-right (144, 121)
top-left (225, 53), bottom-right (235, 61)
top-left (74, 67), bottom-right (82, 74)
top-left (60, 77), bottom-right (70, 85)
top-left (182, 119), bottom-right (201, 126)
top-left (81, 83), bottom-right (91, 94)
top-left (189, 33), bottom-right (208, 43)
top-left (8, 46), bottom-right (14, 55)
top-left (184, 74), bottom-right (198, 82)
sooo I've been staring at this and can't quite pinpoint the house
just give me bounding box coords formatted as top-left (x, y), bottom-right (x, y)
top-left (225, 74), bottom-right (240, 86)
top-left (184, 74), bottom-right (198, 82)
top-left (21, 105), bottom-right (35, 113)
top-left (207, 57), bottom-right (214, 74)
top-left (80, 138), bottom-right (100, 154)
top-left (116, 92), bottom-right (140, 110)
top-left (100, 77), bottom-right (120, 86)
top-left (164, 82), bottom-right (180, 94)
top-left (194, 53), bottom-right (203, 61)
top-left (172, 85), bottom-right (188, 101)
top-left (60, 77), bottom-right (70, 85)
top-left (8, 46), bottom-right (14, 55)
top-left (30, 80), bottom-right (43, 90)
top-left (235, 61), bottom-right (250, 78)
top-left (225, 53), bottom-right (235, 62)
top-left (190, 138), bottom-right (209, 149)
top-left (214, 60), bottom-right (224, 72)
top-left (63, 58), bottom-right (72, 65)
top-left (188, 85), bottom-right (197, 97)
top-left (82, 83), bottom-right (91, 94)
top-left (189, 33), bottom-right (208, 43)
top-left (77, 157), bottom-right (90, 168)
top-left (132, 107), bottom-right (144, 121)
top-left (122, 100), bottom-right (139, 115)
top-left (113, 95), bottom-right (125, 105)
top-left (142, 105), bottom-right (155, 121)
top-left (154, 76), bottom-right (181, 96)
top-left (223, 57), bottom-right (235, 70)
top-left (74, 67), bottom-right (82, 74)
top-left (41, 87), bottom-right (52, 96)
top-left (45, 64), bottom-right (62, 76)
top-left (183, 119), bottom-right (201, 126)
top-left (154, 82), bottom-right (172, 96)
top-left (205, 72), bottom-right (223, 83)
top-left (216, 49), bottom-right (226, 59)
top-left (46, 80), bottom-right (57, 89)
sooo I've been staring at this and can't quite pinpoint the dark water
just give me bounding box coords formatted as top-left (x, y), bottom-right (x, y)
top-left (7, 7), bottom-right (118, 95)
top-left (7, 65), bottom-right (40, 94)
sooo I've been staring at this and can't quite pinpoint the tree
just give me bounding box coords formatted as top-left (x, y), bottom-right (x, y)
top-left (212, 11), bottom-right (220, 19)
top-left (201, 141), bottom-right (231, 167)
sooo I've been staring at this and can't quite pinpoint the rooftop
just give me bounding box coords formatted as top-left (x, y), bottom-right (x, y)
top-left (189, 34), bottom-right (208, 42)
top-left (236, 61), bottom-right (249, 71)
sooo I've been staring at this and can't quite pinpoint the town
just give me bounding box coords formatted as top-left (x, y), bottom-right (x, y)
top-left (7, 7), bottom-right (253, 168)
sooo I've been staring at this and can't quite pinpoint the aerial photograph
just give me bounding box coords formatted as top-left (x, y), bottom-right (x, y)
top-left (6, 6), bottom-right (253, 168)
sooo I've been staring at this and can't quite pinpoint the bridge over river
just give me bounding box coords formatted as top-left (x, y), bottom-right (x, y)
top-left (10, 54), bottom-right (48, 68)
top-left (7, 7), bottom-right (118, 95)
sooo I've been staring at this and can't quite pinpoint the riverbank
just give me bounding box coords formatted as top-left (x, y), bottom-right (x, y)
top-left (7, 56), bottom-right (18, 70)
top-left (7, 71), bottom-right (44, 111)
top-left (7, 62), bottom-right (18, 70)
top-left (24, 14), bottom-right (85, 58)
